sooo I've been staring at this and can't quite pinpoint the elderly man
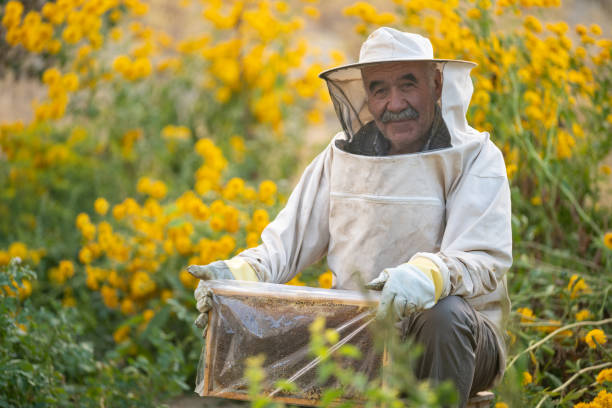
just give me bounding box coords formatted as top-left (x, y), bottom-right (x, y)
top-left (189, 27), bottom-right (512, 407)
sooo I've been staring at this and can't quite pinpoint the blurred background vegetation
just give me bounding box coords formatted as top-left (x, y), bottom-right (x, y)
top-left (0, 0), bottom-right (611, 407)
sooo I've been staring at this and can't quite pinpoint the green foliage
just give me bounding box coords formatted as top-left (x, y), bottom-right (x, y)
top-left (0, 260), bottom-right (190, 407)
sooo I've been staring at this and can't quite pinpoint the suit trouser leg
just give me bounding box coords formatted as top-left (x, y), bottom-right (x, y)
top-left (398, 295), bottom-right (502, 408)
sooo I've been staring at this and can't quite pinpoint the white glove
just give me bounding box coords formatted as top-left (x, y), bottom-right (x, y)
top-left (365, 257), bottom-right (449, 321)
top-left (188, 258), bottom-right (259, 335)
top-left (188, 261), bottom-right (233, 333)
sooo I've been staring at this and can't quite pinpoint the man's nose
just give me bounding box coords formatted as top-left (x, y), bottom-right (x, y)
top-left (387, 86), bottom-right (408, 112)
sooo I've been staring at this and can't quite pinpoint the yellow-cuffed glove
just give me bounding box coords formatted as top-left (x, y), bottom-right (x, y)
top-left (188, 258), bottom-right (258, 334)
top-left (365, 257), bottom-right (447, 321)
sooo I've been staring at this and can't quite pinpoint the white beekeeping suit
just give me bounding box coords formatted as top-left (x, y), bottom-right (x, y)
top-left (219, 29), bottom-right (512, 369)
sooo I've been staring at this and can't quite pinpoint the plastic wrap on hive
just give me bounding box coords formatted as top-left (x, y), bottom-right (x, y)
top-left (196, 280), bottom-right (381, 406)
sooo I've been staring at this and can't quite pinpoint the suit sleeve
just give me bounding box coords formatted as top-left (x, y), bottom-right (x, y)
top-left (412, 140), bottom-right (513, 299)
top-left (235, 145), bottom-right (332, 283)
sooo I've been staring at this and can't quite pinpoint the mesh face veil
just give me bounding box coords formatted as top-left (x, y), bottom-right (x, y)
top-left (320, 61), bottom-right (446, 146)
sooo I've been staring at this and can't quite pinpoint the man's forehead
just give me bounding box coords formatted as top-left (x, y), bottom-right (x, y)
top-left (361, 61), bottom-right (430, 83)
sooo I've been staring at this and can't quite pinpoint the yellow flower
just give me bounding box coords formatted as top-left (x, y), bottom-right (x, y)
top-left (179, 269), bottom-right (198, 290)
top-left (524, 15), bottom-right (542, 33)
top-left (258, 180), bottom-right (277, 203)
top-left (209, 216), bottom-right (224, 232)
top-left (575, 24), bottom-right (587, 36)
top-left (567, 274), bottom-right (590, 298)
top-left (530, 196), bottom-right (542, 206)
top-left (101, 285), bottom-right (119, 309)
top-left (604, 232), bottom-right (612, 250)
top-left (584, 328), bottom-right (607, 349)
top-left (596, 368), bottom-right (612, 384)
top-left (130, 271), bottom-right (156, 299)
top-left (517, 307), bottom-right (535, 323)
top-left (132, 57), bottom-right (152, 79)
top-left (286, 273), bottom-right (305, 286)
top-left (62, 25), bottom-right (82, 44)
top-left (161, 289), bottom-right (173, 302)
top-left (506, 163), bottom-right (517, 179)
top-left (63, 295), bottom-right (76, 307)
top-left (143, 309), bottom-right (155, 322)
top-left (113, 55), bottom-right (131, 74)
top-left (8, 242), bottom-right (27, 259)
top-left (62, 72), bottom-right (79, 92)
top-left (318, 270), bottom-right (333, 289)
top-left (113, 326), bottom-right (130, 343)
top-left (303, 6), bottom-right (319, 19)
top-left (121, 298), bottom-right (136, 315)
top-left (76, 212), bottom-right (91, 229)
top-left (94, 197), bottom-right (109, 215)
top-left (467, 8), bottom-right (481, 19)
top-left (149, 180), bottom-right (167, 199)
top-left (494, 403), bottom-right (509, 408)
top-left (522, 371), bottom-right (533, 385)
top-left (0, 251), bottom-right (9, 265)
top-left (590, 24), bottom-right (602, 36)
top-left (80, 222), bottom-right (96, 241)
top-left (3, 278), bottom-right (32, 300)
top-left (42, 67), bottom-right (61, 85)
top-left (59, 260), bottom-right (75, 279)
top-left (246, 232), bottom-right (259, 248)
top-left (575, 309), bottom-right (592, 321)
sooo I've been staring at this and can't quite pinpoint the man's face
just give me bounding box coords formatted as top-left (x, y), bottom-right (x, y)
top-left (362, 61), bottom-right (442, 154)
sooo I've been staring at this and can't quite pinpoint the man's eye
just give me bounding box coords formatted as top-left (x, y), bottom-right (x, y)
top-left (373, 88), bottom-right (387, 97)
top-left (400, 83), bottom-right (415, 91)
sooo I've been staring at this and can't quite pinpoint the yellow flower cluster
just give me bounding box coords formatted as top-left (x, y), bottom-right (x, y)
top-left (2, 1), bottom-right (59, 53)
top-left (112, 55), bottom-right (153, 81)
top-left (388, 0), bottom-right (610, 174)
top-left (517, 307), bottom-right (535, 323)
top-left (573, 390), bottom-right (612, 408)
top-left (0, 242), bottom-right (44, 266)
top-left (137, 177), bottom-right (168, 200)
top-left (2, 0), bottom-right (141, 57)
top-left (596, 368), bottom-right (612, 384)
top-left (194, 138), bottom-right (227, 195)
top-left (34, 67), bottom-right (80, 122)
top-left (48, 260), bottom-right (75, 285)
top-left (161, 125), bottom-right (191, 141)
top-left (196, 0), bottom-right (333, 133)
top-left (73, 137), bottom-right (278, 316)
top-left (2, 277), bottom-right (32, 300)
top-left (343, 2), bottom-right (396, 35)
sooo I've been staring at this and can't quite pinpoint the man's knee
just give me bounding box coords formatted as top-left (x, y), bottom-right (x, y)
top-left (402, 296), bottom-right (477, 344)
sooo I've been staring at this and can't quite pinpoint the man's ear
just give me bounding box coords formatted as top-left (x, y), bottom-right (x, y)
top-left (434, 68), bottom-right (442, 100)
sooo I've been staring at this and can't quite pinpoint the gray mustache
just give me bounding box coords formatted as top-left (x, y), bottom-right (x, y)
top-left (381, 107), bottom-right (419, 123)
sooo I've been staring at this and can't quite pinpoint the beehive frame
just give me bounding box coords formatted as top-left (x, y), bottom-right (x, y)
top-left (198, 280), bottom-right (381, 406)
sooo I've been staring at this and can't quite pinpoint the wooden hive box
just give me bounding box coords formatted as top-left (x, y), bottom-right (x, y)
top-left (197, 280), bottom-right (381, 406)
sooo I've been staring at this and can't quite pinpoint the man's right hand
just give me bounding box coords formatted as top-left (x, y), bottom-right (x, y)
top-left (188, 261), bottom-right (233, 335)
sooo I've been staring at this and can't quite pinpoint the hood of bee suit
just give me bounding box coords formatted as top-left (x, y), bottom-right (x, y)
top-left (318, 27), bottom-right (480, 148)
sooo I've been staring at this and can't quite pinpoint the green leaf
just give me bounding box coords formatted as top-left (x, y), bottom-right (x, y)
top-left (273, 379), bottom-right (297, 392)
top-left (339, 344), bottom-right (362, 359)
top-left (320, 388), bottom-right (344, 406)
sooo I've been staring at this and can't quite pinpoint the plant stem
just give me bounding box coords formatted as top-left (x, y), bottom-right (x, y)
top-left (534, 361), bottom-right (612, 408)
top-left (507, 318), bottom-right (612, 369)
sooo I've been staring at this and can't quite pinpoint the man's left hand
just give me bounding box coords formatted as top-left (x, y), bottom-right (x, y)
top-left (365, 264), bottom-right (438, 321)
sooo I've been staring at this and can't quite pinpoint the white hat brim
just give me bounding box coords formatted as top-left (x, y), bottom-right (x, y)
top-left (319, 58), bottom-right (477, 80)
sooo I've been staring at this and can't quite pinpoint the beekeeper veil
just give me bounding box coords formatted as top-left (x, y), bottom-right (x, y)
top-left (319, 27), bottom-right (478, 148)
